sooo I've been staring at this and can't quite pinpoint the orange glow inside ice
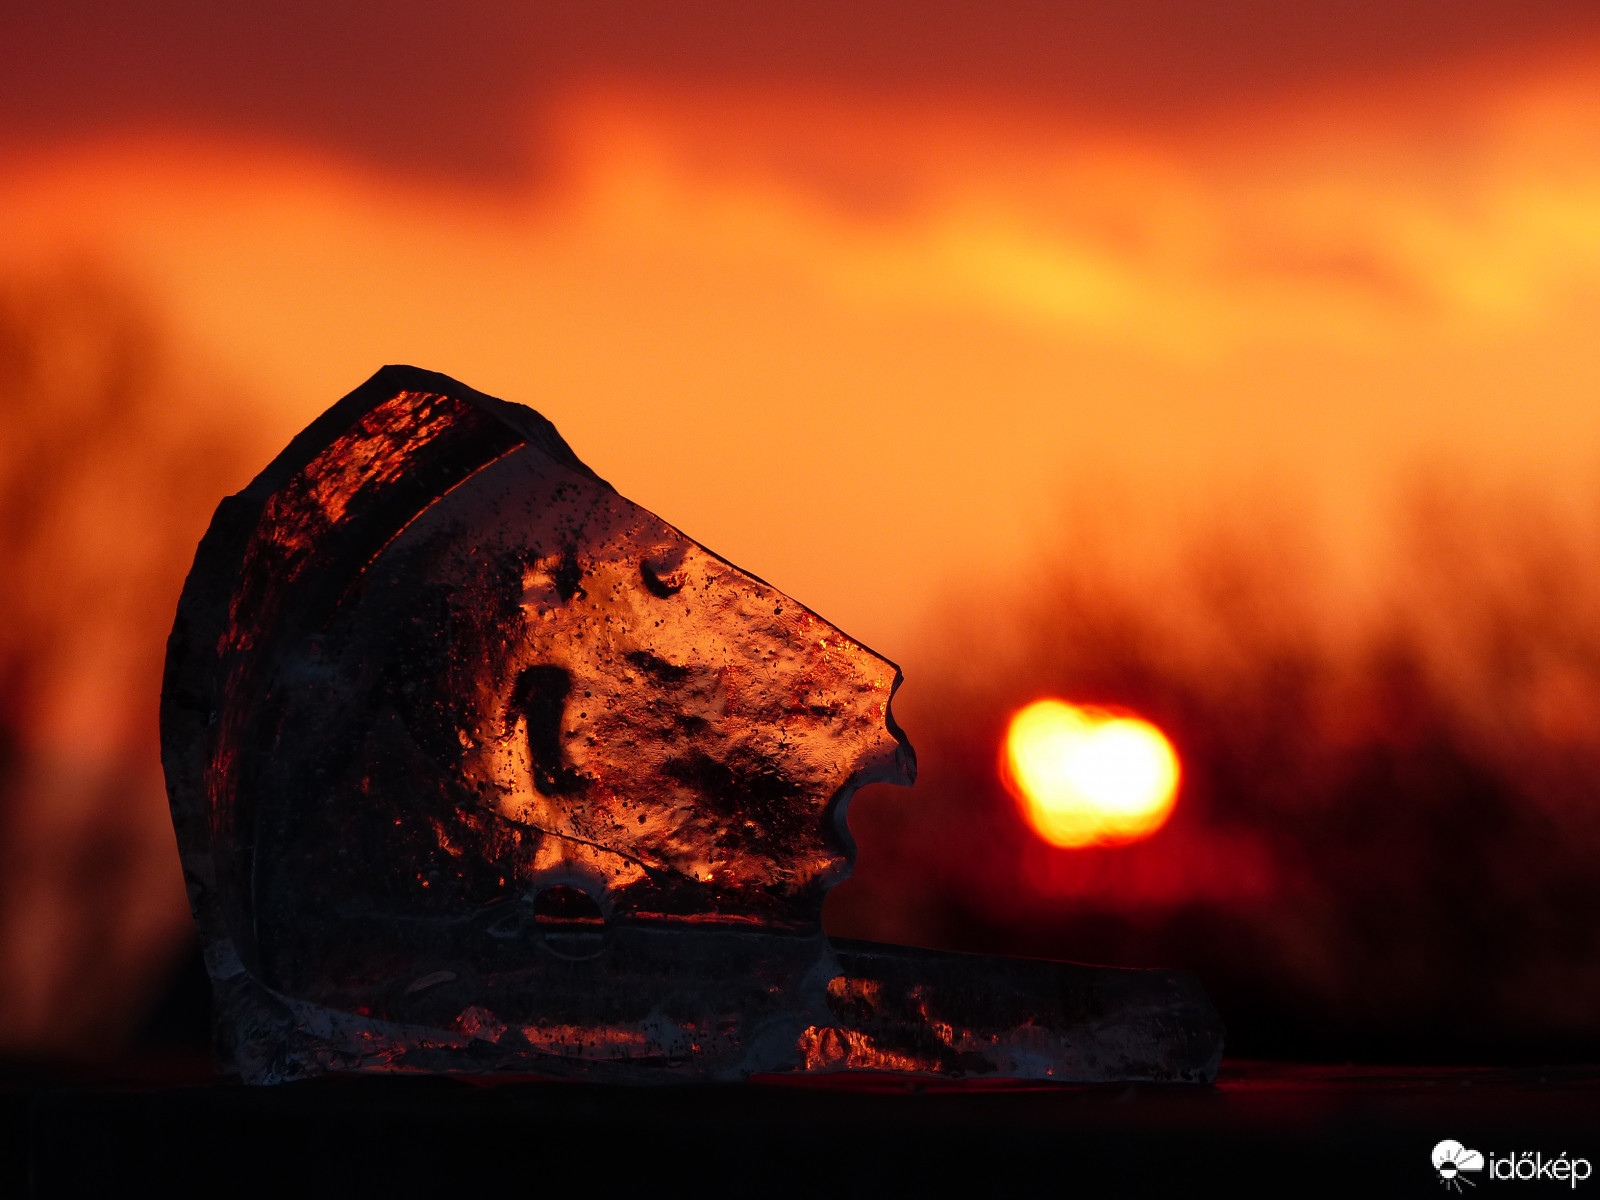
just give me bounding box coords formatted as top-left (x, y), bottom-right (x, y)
top-left (1002, 700), bottom-right (1180, 848)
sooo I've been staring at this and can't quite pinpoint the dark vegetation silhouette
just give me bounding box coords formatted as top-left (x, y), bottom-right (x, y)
top-left (834, 492), bottom-right (1600, 1061)
top-left (3, 267), bottom-right (1598, 1064)
top-left (0, 270), bottom-right (250, 1057)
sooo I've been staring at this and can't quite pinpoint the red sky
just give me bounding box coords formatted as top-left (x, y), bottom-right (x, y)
top-left (7, 1), bottom-right (1600, 180)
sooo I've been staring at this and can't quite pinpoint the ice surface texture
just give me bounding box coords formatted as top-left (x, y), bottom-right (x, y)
top-left (162, 367), bottom-right (1220, 1084)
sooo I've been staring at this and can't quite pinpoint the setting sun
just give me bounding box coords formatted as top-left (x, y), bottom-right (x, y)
top-left (1002, 700), bottom-right (1181, 848)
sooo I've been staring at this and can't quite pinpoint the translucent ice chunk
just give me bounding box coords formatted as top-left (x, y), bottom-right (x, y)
top-left (162, 366), bottom-right (1219, 1085)
top-left (164, 367), bottom-right (914, 1081)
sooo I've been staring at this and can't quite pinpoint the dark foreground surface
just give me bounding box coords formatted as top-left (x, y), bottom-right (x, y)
top-left (3, 1059), bottom-right (1597, 1197)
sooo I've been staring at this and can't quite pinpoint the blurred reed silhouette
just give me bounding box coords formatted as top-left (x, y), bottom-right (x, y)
top-left (832, 486), bottom-right (1600, 1061)
top-left (3, 265), bottom-right (1600, 1064)
top-left (0, 269), bottom-right (252, 1058)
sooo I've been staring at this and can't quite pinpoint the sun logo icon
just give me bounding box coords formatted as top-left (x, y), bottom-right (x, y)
top-left (1432, 1140), bottom-right (1485, 1190)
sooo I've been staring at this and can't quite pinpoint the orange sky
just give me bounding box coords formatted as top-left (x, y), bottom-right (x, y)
top-left (6, 23), bottom-right (1600, 665)
top-left (8, 4), bottom-right (1600, 1053)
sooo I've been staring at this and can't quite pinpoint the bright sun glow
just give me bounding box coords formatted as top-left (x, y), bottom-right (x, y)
top-left (1002, 700), bottom-right (1180, 848)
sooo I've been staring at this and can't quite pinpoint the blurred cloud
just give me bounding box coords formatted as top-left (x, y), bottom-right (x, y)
top-left (7, 64), bottom-right (1600, 651)
top-left (5, 1), bottom-right (1600, 180)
